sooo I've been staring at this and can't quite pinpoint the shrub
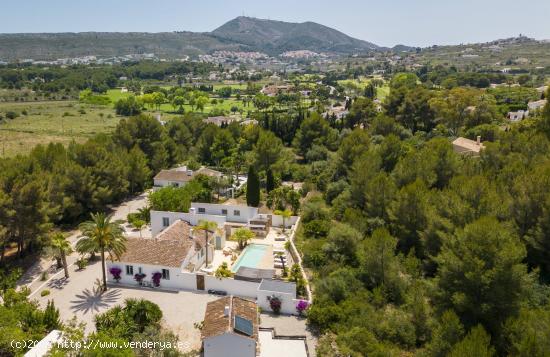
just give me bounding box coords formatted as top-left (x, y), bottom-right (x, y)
top-left (76, 258), bottom-right (88, 270)
top-left (41, 289), bottom-right (51, 297)
top-left (134, 273), bottom-right (146, 285)
top-left (215, 262), bottom-right (233, 279)
top-left (269, 296), bottom-right (282, 314)
top-left (152, 272), bottom-right (162, 287)
top-left (296, 300), bottom-right (309, 316)
top-left (109, 267), bottom-right (122, 282)
top-left (5, 111), bottom-right (18, 119)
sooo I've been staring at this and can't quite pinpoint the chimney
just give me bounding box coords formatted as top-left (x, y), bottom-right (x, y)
top-left (477, 136), bottom-right (481, 145)
top-left (224, 305), bottom-right (230, 317)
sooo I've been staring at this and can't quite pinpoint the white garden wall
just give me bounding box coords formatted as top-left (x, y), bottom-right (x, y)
top-left (204, 275), bottom-right (260, 298)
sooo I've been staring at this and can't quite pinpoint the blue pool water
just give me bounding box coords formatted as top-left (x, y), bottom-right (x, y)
top-left (231, 244), bottom-right (269, 272)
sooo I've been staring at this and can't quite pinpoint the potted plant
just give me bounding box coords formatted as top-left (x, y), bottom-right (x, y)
top-left (134, 273), bottom-right (146, 286)
top-left (268, 296), bottom-right (282, 315)
top-left (152, 272), bottom-right (162, 287)
top-left (109, 267), bottom-right (122, 282)
top-left (296, 300), bottom-right (309, 317)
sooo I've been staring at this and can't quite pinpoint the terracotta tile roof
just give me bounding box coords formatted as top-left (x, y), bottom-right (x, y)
top-left (115, 220), bottom-right (216, 268)
top-left (154, 169), bottom-right (194, 182)
top-left (156, 220), bottom-right (193, 241)
top-left (116, 238), bottom-right (193, 268)
top-left (201, 296), bottom-right (258, 341)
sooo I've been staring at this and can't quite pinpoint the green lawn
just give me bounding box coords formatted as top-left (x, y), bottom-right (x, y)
top-left (0, 101), bottom-right (120, 157)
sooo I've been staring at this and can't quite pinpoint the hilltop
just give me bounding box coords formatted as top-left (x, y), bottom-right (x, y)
top-left (211, 16), bottom-right (380, 54)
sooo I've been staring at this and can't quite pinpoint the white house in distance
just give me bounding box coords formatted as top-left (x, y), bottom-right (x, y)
top-left (452, 136), bottom-right (485, 156)
top-left (528, 99), bottom-right (547, 113)
top-left (201, 296), bottom-right (259, 357)
top-left (153, 166), bottom-right (224, 190)
top-left (508, 110), bottom-right (529, 122)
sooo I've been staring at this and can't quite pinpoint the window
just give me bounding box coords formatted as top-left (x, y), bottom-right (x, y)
top-left (198, 207), bottom-right (206, 213)
top-left (234, 210), bottom-right (240, 216)
top-left (162, 269), bottom-right (170, 280)
top-left (163, 217), bottom-right (169, 227)
top-left (221, 209), bottom-right (227, 215)
top-left (138, 267), bottom-right (143, 274)
top-left (125, 265), bottom-right (134, 275)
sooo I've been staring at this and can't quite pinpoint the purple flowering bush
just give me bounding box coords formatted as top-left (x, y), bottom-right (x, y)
top-left (109, 267), bottom-right (122, 282)
top-left (134, 273), bottom-right (146, 285)
top-left (269, 296), bottom-right (282, 314)
top-left (296, 300), bottom-right (309, 316)
top-left (152, 272), bottom-right (162, 287)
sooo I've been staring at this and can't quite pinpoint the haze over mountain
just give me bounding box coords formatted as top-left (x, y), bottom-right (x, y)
top-left (0, 16), bottom-right (384, 61)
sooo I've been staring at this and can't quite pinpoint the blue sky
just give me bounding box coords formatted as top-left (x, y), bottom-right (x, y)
top-left (1, 0), bottom-right (549, 47)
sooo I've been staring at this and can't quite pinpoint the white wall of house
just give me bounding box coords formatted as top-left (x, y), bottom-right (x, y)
top-left (203, 333), bottom-right (255, 357)
top-left (106, 261), bottom-right (190, 290)
top-left (151, 211), bottom-right (227, 237)
top-left (204, 275), bottom-right (260, 298)
top-left (191, 203), bottom-right (258, 224)
top-left (153, 179), bottom-right (188, 190)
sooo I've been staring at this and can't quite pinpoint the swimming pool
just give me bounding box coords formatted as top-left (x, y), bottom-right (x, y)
top-left (231, 244), bottom-right (270, 272)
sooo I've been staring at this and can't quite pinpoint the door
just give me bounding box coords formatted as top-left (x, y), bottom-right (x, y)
top-left (196, 274), bottom-right (205, 290)
top-left (215, 236), bottom-right (222, 250)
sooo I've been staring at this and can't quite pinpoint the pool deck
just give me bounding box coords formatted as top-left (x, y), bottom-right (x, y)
top-left (210, 227), bottom-right (288, 273)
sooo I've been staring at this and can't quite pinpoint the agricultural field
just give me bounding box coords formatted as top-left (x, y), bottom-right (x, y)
top-left (0, 101), bottom-right (120, 157)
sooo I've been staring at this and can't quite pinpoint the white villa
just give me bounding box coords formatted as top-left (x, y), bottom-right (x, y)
top-left (107, 202), bottom-right (304, 316)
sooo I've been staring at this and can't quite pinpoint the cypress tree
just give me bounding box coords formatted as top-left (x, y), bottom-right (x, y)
top-left (266, 168), bottom-right (275, 193)
top-left (246, 166), bottom-right (260, 207)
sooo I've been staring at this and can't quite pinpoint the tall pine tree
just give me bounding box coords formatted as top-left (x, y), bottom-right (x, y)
top-left (266, 167), bottom-right (275, 193)
top-left (246, 166), bottom-right (260, 207)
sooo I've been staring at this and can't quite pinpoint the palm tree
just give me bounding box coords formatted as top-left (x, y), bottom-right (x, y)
top-left (132, 219), bottom-right (146, 238)
top-left (77, 212), bottom-right (127, 292)
top-left (195, 220), bottom-right (218, 269)
top-left (274, 209), bottom-right (292, 234)
top-left (231, 228), bottom-right (255, 250)
top-left (50, 233), bottom-right (72, 279)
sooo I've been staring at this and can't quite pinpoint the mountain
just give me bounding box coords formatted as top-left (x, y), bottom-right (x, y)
top-left (0, 32), bottom-right (240, 61)
top-left (211, 16), bottom-right (380, 54)
top-left (0, 17), bottom-right (381, 61)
